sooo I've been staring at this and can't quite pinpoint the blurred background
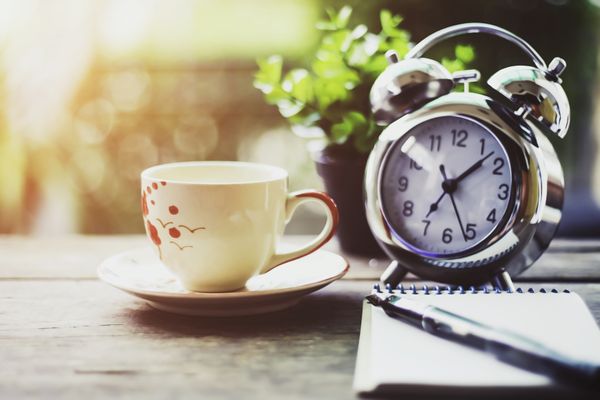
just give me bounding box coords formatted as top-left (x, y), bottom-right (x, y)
top-left (0, 0), bottom-right (599, 236)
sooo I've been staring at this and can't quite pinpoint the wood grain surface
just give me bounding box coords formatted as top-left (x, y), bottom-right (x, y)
top-left (0, 235), bottom-right (599, 399)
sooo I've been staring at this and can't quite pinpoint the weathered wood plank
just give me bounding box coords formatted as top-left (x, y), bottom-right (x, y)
top-left (0, 235), bottom-right (146, 279)
top-left (1, 236), bottom-right (599, 281)
top-left (0, 279), bottom-right (598, 399)
top-left (0, 280), bottom-right (362, 400)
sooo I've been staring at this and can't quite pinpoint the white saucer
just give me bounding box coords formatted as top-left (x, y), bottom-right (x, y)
top-left (98, 246), bottom-right (349, 316)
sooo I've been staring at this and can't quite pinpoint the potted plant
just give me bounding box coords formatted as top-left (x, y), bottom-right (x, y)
top-left (254, 6), bottom-right (474, 256)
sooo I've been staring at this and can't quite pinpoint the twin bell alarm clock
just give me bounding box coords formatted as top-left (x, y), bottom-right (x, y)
top-left (364, 23), bottom-right (570, 289)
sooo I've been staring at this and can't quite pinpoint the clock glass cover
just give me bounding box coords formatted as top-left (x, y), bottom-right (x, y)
top-left (379, 116), bottom-right (514, 256)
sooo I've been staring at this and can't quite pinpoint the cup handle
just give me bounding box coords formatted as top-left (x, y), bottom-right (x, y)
top-left (261, 190), bottom-right (339, 274)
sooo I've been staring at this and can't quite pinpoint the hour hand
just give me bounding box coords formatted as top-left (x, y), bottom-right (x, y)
top-left (425, 165), bottom-right (451, 218)
top-left (426, 192), bottom-right (445, 218)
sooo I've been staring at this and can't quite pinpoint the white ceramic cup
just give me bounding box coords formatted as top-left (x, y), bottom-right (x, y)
top-left (141, 161), bottom-right (339, 292)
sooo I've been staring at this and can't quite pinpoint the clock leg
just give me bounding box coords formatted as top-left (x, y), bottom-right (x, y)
top-left (380, 260), bottom-right (408, 287)
top-left (491, 268), bottom-right (516, 292)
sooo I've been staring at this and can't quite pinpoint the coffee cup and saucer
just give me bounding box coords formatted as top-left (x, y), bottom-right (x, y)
top-left (98, 161), bottom-right (349, 316)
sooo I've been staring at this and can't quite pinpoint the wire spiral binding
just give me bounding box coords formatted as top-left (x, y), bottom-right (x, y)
top-left (374, 283), bottom-right (570, 295)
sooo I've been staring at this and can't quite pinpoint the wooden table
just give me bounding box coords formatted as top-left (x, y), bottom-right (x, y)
top-left (1, 235), bottom-right (599, 399)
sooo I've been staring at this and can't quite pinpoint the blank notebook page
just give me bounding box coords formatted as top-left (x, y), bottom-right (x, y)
top-left (353, 292), bottom-right (600, 393)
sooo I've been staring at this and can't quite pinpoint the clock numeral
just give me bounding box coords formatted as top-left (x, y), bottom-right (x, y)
top-left (421, 219), bottom-right (431, 236)
top-left (451, 129), bottom-right (468, 147)
top-left (498, 184), bottom-right (509, 200)
top-left (466, 223), bottom-right (477, 240)
top-left (480, 138), bottom-right (485, 155)
top-left (409, 159), bottom-right (423, 170)
top-left (429, 135), bottom-right (441, 152)
top-left (487, 209), bottom-right (497, 224)
top-left (398, 176), bottom-right (408, 192)
top-left (493, 158), bottom-right (505, 175)
top-left (442, 228), bottom-right (453, 244)
top-left (402, 200), bottom-right (414, 217)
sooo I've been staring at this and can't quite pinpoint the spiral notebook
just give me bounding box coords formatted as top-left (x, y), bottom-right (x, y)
top-left (353, 286), bottom-right (600, 396)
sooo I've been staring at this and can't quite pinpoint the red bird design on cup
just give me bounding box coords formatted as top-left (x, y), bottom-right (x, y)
top-left (141, 181), bottom-right (205, 260)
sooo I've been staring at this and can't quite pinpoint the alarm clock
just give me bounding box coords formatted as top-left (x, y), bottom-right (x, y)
top-left (364, 23), bottom-right (569, 289)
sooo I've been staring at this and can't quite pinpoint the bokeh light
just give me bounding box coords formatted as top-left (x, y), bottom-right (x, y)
top-left (0, 0), bottom-right (320, 234)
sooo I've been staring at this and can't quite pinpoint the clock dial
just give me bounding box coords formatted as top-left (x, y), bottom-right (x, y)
top-left (380, 116), bottom-right (514, 255)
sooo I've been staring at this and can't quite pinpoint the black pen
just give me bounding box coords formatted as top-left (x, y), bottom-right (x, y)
top-left (366, 292), bottom-right (600, 388)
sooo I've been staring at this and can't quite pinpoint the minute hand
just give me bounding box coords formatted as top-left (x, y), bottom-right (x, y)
top-left (455, 151), bottom-right (495, 183)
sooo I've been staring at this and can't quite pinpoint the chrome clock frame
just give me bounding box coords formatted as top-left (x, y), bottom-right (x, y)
top-left (364, 92), bottom-right (564, 285)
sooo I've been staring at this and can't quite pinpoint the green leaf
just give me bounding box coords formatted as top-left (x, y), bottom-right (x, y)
top-left (380, 10), bottom-right (395, 33)
top-left (347, 42), bottom-right (369, 67)
top-left (264, 86), bottom-right (288, 105)
top-left (345, 111), bottom-right (367, 126)
top-left (441, 57), bottom-right (465, 73)
top-left (455, 44), bottom-right (475, 63)
top-left (315, 20), bottom-right (338, 31)
top-left (321, 30), bottom-right (352, 53)
top-left (311, 55), bottom-right (359, 90)
top-left (313, 78), bottom-right (349, 110)
top-left (276, 98), bottom-right (304, 118)
top-left (336, 6), bottom-right (352, 29)
top-left (317, 8), bottom-right (340, 31)
top-left (282, 69), bottom-right (313, 103)
top-left (325, 7), bottom-right (337, 21)
top-left (363, 33), bottom-right (381, 56)
top-left (289, 111), bottom-right (321, 128)
top-left (331, 120), bottom-right (352, 143)
top-left (330, 111), bottom-right (367, 144)
top-left (347, 33), bottom-right (380, 67)
top-left (311, 57), bottom-right (339, 78)
top-left (317, 6), bottom-right (352, 31)
top-left (350, 24), bottom-right (368, 40)
top-left (380, 10), bottom-right (404, 38)
top-left (253, 55), bottom-right (283, 93)
top-left (362, 54), bottom-right (388, 76)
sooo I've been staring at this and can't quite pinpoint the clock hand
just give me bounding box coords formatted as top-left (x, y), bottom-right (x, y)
top-left (455, 151), bottom-right (495, 183)
top-left (449, 192), bottom-right (468, 242)
top-left (426, 192), bottom-right (445, 218)
top-left (440, 166), bottom-right (468, 242)
top-left (425, 164), bottom-right (457, 218)
top-left (426, 152), bottom-right (495, 218)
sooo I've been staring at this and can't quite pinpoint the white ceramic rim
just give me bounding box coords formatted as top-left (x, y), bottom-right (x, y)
top-left (141, 161), bottom-right (289, 186)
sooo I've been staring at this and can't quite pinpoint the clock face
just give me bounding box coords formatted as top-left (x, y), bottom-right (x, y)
top-left (379, 116), bottom-right (514, 256)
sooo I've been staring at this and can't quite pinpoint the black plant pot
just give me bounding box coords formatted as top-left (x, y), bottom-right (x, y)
top-left (314, 146), bottom-right (385, 257)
